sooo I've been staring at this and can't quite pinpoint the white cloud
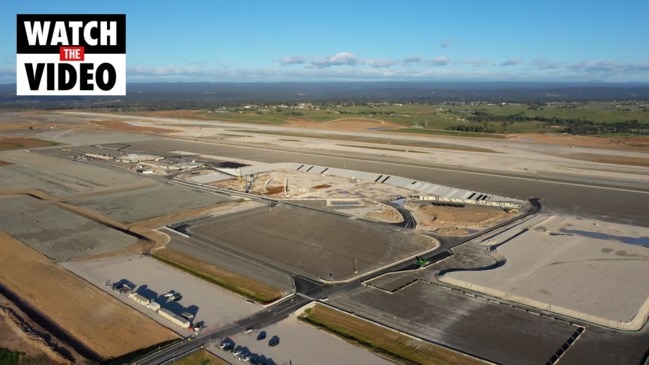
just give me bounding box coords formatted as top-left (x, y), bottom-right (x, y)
top-left (123, 55), bottom-right (649, 82)
top-left (278, 55), bottom-right (306, 65)
top-left (568, 60), bottom-right (649, 74)
top-left (311, 52), bottom-right (358, 68)
top-left (365, 58), bottom-right (398, 68)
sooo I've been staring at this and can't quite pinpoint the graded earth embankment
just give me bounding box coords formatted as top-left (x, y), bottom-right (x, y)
top-left (0, 230), bottom-right (178, 360)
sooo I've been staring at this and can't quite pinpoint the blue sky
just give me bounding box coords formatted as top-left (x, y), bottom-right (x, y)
top-left (3, 0), bottom-right (649, 83)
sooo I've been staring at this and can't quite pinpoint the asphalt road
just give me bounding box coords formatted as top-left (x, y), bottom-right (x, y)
top-left (131, 200), bottom-right (538, 364)
top-left (122, 137), bottom-right (648, 364)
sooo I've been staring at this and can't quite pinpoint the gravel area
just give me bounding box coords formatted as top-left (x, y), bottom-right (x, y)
top-left (191, 204), bottom-right (438, 281)
top-left (0, 195), bottom-right (137, 261)
top-left (66, 183), bottom-right (232, 224)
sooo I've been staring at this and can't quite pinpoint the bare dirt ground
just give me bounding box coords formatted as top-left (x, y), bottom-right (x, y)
top-left (0, 294), bottom-right (84, 365)
top-left (0, 230), bottom-right (178, 360)
top-left (560, 152), bottom-right (649, 167)
top-left (365, 206), bottom-right (404, 223)
top-left (97, 111), bottom-right (649, 171)
top-left (210, 170), bottom-right (414, 224)
top-left (86, 119), bottom-right (178, 134)
top-left (0, 137), bottom-right (57, 150)
top-left (410, 204), bottom-right (514, 235)
top-left (287, 117), bottom-right (402, 131)
top-left (509, 133), bottom-right (649, 151)
top-left (192, 204), bottom-right (437, 281)
top-left (0, 195), bottom-right (139, 262)
top-left (66, 183), bottom-right (232, 225)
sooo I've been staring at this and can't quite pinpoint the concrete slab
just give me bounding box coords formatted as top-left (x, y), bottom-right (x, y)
top-left (62, 254), bottom-right (263, 335)
top-left (208, 316), bottom-right (394, 365)
top-left (440, 215), bottom-right (649, 330)
top-left (0, 195), bottom-right (137, 261)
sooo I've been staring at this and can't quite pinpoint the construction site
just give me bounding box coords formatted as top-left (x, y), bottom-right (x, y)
top-left (0, 110), bottom-right (647, 365)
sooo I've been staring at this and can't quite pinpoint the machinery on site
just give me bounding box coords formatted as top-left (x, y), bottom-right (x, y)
top-left (416, 256), bottom-right (431, 268)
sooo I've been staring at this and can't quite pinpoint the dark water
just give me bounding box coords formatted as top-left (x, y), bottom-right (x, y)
top-left (559, 228), bottom-right (649, 248)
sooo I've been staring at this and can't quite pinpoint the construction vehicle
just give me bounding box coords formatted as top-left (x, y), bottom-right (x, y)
top-left (416, 256), bottom-right (430, 268)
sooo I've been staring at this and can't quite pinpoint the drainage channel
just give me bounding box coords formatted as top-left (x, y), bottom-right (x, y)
top-left (546, 327), bottom-right (585, 364)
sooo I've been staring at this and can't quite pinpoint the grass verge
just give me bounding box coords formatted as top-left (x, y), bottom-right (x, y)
top-left (152, 248), bottom-right (283, 304)
top-left (299, 304), bottom-right (486, 365)
top-left (0, 348), bottom-right (23, 365)
top-left (171, 349), bottom-right (228, 365)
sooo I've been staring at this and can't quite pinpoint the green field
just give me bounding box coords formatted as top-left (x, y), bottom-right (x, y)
top-left (153, 100), bottom-right (649, 136)
top-left (171, 349), bottom-right (227, 365)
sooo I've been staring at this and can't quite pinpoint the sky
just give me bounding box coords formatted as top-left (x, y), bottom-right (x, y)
top-left (3, 0), bottom-right (649, 83)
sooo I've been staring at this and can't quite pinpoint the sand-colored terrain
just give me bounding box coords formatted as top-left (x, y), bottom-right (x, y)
top-left (86, 119), bottom-right (178, 134)
top-left (510, 133), bottom-right (649, 151)
top-left (364, 205), bottom-right (404, 223)
top-left (440, 215), bottom-right (649, 330)
top-left (0, 296), bottom-right (78, 365)
top-left (410, 203), bottom-right (513, 235)
top-left (287, 117), bottom-right (401, 131)
top-left (0, 137), bottom-right (57, 150)
top-left (0, 231), bottom-right (178, 360)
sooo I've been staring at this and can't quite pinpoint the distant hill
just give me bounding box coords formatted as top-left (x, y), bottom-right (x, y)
top-left (1, 81), bottom-right (649, 109)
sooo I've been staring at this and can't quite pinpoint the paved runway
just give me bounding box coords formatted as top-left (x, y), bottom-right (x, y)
top-left (129, 138), bottom-right (649, 226)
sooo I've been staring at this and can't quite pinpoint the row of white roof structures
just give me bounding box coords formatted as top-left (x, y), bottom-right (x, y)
top-left (128, 292), bottom-right (191, 329)
top-left (185, 162), bottom-right (523, 208)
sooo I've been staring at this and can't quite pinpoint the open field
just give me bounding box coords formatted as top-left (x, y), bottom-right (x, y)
top-left (299, 304), bottom-right (486, 365)
top-left (0, 231), bottom-right (178, 361)
top-left (0, 195), bottom-right (138, 261)
top-left (440, 215), bottom-right (649, 330)
top-left (560, 152), bottom-right (649, 167)
top-left (66, 184), bottom-right (233, 224)
top-left (410, 203), bottom-right (513, 235)
top-left (0, 137), bottom-right (58, 150)
top-left (0, 149), bottom-right (152, 197)
top-left (233, 129), bottom-right (500, 152)
top-left (0, 301), bottom-right (71, 365)
top-left (191, 204), bottom-right (438, 280)
top-left (128, 101), bottom-right (649, 139)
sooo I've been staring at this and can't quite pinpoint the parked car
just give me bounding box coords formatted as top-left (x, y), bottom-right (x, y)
top-left (268, 336), bottom-right (280, 347)
top-left (257, 331), bottom-right (266, 341)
